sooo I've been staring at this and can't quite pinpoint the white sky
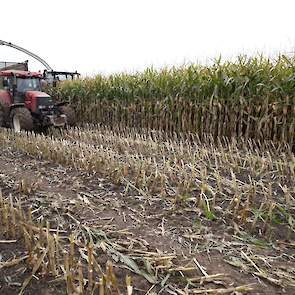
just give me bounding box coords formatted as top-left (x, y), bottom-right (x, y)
top-left (1, 0), bottom-right (295, 76)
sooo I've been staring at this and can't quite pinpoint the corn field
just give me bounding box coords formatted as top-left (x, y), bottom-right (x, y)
top-left (50, 55), bottom-right (295, 144)
top-left (1, 54), bottom-right (295, 294)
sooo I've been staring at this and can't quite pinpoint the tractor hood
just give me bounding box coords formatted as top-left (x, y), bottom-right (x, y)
top-left (24, 91), bottom-right (53, 113)
top-left (25, 91), bottom-right (51, 99)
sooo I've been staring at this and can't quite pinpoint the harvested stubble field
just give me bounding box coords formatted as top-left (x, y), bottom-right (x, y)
top-left (0, 125), bottom-right (294, 294)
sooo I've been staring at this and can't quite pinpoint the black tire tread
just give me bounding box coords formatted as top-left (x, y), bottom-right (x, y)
top-left (0, 104), bottom-right (4, 127)
top-left (10, 108), bottom-right (34, 131)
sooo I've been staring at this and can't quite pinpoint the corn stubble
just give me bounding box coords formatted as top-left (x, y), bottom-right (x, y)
top-left (0, 189), bottom-right (131, 294)
top-left (0, 125), bottom-right (294, 236)
top-left (0, 124), bottom-right (294, 293)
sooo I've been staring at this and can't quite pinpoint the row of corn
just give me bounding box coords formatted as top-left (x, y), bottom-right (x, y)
top-left (0, 190), bottom-right (133, 295)
top-left (50, 54), bottom-right (295, 144)
top-left (0, 127), bottom-right (293, 237)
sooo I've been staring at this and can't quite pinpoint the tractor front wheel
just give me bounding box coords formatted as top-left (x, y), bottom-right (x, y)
top-left (59, 105), bottom-right (76, 126)
top-left (10, 108), bottom-right (34, 132)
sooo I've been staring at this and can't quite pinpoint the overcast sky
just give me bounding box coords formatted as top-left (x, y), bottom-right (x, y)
top-left (1, 0), bottom-right (295, 76)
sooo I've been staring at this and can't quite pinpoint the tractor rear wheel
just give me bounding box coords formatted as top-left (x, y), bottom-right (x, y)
top-left (0, 104), bottom-right (4, 127)
top-left (59, 105), bottom-right (76, 126)
top-left (10, 108), bottom-right (34, 132)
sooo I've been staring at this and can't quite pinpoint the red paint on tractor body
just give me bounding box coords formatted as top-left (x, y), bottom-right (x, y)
top-left (0, 70), bottom-right (42, 78)
top-left (25, 91), bottom-right (50, 112)
top-left (0, 89), bottom-right (11, 105)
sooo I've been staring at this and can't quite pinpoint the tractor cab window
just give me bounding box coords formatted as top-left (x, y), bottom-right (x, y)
top-left (17, 78), bottom-right (41, 92)
top-left (0, 77), bottom-right (10, 89)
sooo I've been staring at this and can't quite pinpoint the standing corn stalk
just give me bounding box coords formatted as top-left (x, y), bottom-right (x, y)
top-left (49, 54), bottom-right (295, 144)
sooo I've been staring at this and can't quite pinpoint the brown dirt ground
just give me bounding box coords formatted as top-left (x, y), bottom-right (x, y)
top-left (0, 147), bottom-right (294, 294)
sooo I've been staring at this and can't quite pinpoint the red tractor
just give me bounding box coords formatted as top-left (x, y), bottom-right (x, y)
top-left (0, 69), bottom-right (75, 132)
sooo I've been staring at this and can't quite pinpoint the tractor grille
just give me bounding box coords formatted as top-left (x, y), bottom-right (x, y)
top-left (36, 97), bottom-right (54, 113)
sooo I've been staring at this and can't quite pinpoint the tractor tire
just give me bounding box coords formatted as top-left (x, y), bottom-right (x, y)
top-left (10, 108), bottom-right (34, 132)
top-left (0, 104), bottom-right (4, 127)
top-left (59, 105), bottom-right (76, 126)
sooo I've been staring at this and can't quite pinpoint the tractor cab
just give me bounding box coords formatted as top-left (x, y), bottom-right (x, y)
top-left (0, 70), bottom-right (44, 104)
top-left (4, 71), bottom-right (42, 102)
